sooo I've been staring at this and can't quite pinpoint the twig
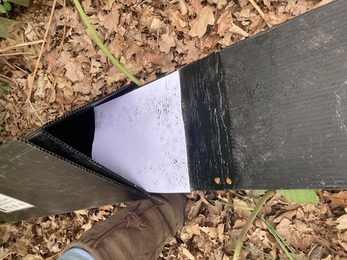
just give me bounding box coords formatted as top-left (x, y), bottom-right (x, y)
top-left (25, 0), bottom-right (57, 103)
top-left (1, 57), bottom-right (28, 75)
top-left (73, 0), bottom-right (142, 86)
top-left (0, 40), bottom-right (44, 52)
top-left (232, 190), bottom-right (276, 260)
top-left (0, 52), bottom-right (34, 57)
top-left (0, 73), bottom-right (16, 86)
top-left (248, 0), bottom-right (272, 28)
top-left (28, 101), bottom-right (44, 124)
top-left (0, 251), bottom-right (15, 260)
top-left (59, 0), bottom-right (67, 49)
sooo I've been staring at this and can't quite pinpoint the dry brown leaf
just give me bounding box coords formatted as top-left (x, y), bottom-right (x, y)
top-left (233, 218), bottom-right (247, 229)
top-left (329, 191), bottom-right (347, 207)
top-left (189, 0), bottom-right (203, 15)
top-left (234, 8), bottom-right (255, 21)
top-left (233, 198), bottom-right (252, 218)
top-left (273, 209), bottom-right (297, 223)
top-left (180, 245), bottom-right (195, 260)
top-left (229, 22), bottom-right (249, 37)
top-left (206, 0), bottom-right (227, 9)
top-left (169, 10), bottom-right (189, 34)
top-left (188, 6), bottom-right (215, 38)
top-left (265, 12), bottom-right (290, 26)
top-left (179, 0), bottom-right (188, 15)
top-left (263, 0), bottom-right (271, 9)
top-left (180, 215), bottom-right (203, 242)
top-left (200, 226), bottom-right (218, 239)
top-left (184, 40), bottom-right (200, 63)
top-left (149, 17), bottom-right (165, 34)
top-left (102, 4), bottom-right (120, 36)
top-left (34, 70), bottom-right (49, 99)
top-left (44, 48), bottom-right (60, 73)
top-left (159, 33), bottom-right (176, 54)
top-left (217, 8), bottom-right (232, 36)
top-left (336, 214), bottom-right (347, 230)
top-left (73, 80), bottom-right (92, 95)
top-left (288, 0), bottom-right (310, 16)
top-left (201, 34), bottom-right (220, 50)
top-left (25, 23), bottom-right (39, 41)
top-left (174, 37), bottom-right (186, 54)
top-left (65, 62), bottom-right (85, 82)
top-left (160, 52), bottom-right (176, 73)
top-left (238, 0), bottom-right (248, 8)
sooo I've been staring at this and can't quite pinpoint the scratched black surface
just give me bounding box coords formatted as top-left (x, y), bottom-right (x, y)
top-left (180, 52), bottom-right (237, 190)
top-left (0, 139), bottom-right (145, 223)
top-left (181, 0), bottom-right (347, 189)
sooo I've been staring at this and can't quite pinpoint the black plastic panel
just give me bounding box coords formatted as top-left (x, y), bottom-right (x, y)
top-left (180, 0), bottom-right (347, 189)
top-left (0, 139), bottom-right (146, 223)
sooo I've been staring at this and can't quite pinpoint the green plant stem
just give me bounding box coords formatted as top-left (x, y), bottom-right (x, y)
top-left (261, 217), bottom-right (298, 260)
top-left (0, 222), bottom-right (12, 228)
top-left (73, 0), bottom-right (142, 86)
top-left (232, 190), bottom-right (276, 260)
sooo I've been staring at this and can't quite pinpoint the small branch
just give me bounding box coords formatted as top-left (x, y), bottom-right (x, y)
top-left (0, 40), bottom-right (44, 52)
top-left (232, 190), bottom-right (276, 260)
top-left (0, 52), bottom-right (33, 57)
top-left (28, 101), bottom-right (44, 124)
top-left (25, 0), bottom-right (57, 103)
top-left (248, 0), bottom-right (272, 28)
top-left (0, 73), bottom-right (16, 86)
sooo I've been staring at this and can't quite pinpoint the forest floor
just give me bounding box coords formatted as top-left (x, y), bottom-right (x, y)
top-left (1, 0), bottom-right (346, 259)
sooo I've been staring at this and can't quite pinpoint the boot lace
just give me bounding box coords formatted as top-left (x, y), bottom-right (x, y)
top-left (83, 204), bottom-right (160, 248)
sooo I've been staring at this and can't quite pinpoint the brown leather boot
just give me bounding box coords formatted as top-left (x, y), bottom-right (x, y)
top-left (63, 194), bottom-right (187, 260)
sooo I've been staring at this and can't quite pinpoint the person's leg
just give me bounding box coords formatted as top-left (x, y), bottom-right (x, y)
top-left (58, 194), bottom-right (186, 260)
top-left (58, 247), bottom-right (94, 260)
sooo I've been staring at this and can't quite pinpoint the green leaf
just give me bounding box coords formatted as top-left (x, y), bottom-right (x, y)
top-left (0, 126), bottom-right (3, 132)
top-left (4, 1), bottom-right (11, 11)
top-left (4, 85), bottom-right (11, 92)
top-left (279, 190), bottom-right (318, 205)
top-left (256, 190), bottom-right (266, 195)
top-left (0, 5), bottom-right (7, 13)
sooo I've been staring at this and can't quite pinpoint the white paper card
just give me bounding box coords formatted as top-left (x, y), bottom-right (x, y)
top-left (92, 71), bottom-right (190, 193)
top-left (0, 193), bottom-right (34, 213)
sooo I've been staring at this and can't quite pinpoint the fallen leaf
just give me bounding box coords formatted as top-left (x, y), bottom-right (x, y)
top-left (188, 6), bottom-right (215, 38)
top-left (263, 0), bottom-right (271, 9)
top-left (160, 32), bottom-right (176, 53)
top-left (217, 8), bottom-right (232, 36)
top-left (200, 226), bottom-right (218, 239)
top-left (189, 0), bottom-right (203, 16)
top-left (184, 40), bottom-right (200, 63)
top-left (273, 209), bottom-right (297, 223)
top-left (102, 4), bottom-right (120, 36)
top-left (291, 0), bottom-right (309, 16)
top-left (149, 17), bottom-right (165, 34)
top-left (179, 0), bottom-right (188, 15)
top-left (65, 62), bottom-right (85, 82)
top-left (336, 214), bottom-right (347, 230)
top-left (329, 191), bottom-right (347, 207)
top-left (73, 80), bottom-right (92, 95)
top-left (229, 22), bottom-right (249, 37)
top-left (169, 10), bottom-right (189, 33)
top-left (34, 70), bottom-right (48, 99)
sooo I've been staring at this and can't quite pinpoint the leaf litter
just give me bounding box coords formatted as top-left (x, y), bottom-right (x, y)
top-left (0, 0), bottom-right (343, 259)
